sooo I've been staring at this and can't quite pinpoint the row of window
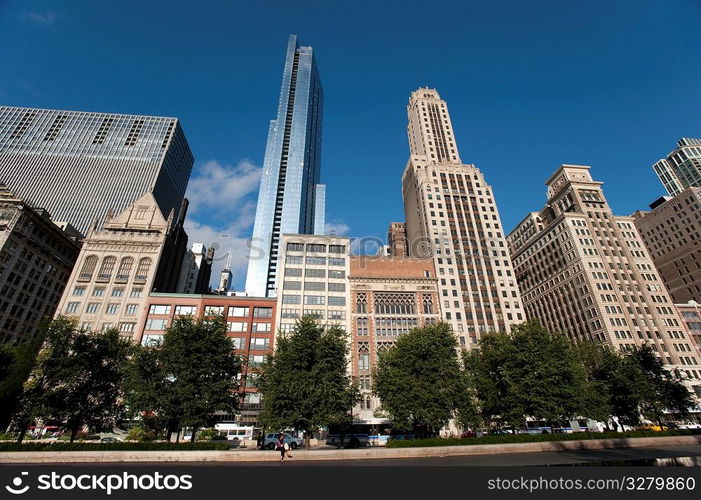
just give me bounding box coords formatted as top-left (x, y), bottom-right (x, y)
top-left (147, 305), bottom-right (273, 318)
top-left (285, 256), bottom-right (346, 266)
top-left (286, 243), bottom-right (346, 254)
top-left (67, 302), bottom-right (139, 315)
top-left (73, 285), bottom-right (143, 298)
top-left (281, 295), bottom-right (346, 306)
top-left (283, 268), bottom-right (346, 278)
top-left (78, 255), bottom-right (152, 282)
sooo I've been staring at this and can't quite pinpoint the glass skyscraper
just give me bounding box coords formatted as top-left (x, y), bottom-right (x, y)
top-left (246, 34), bottom-right (325, 297)
top-left (652, 138), bottom-right (701, 196)
top-left (0, 106), bottom-right (193, 235)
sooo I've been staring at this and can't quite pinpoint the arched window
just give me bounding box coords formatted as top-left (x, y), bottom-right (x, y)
top-left (135, 258), bottom-right (152, 282)
top-left (78, 255), bottom-right (98, 281)
top-left (116, 257), bottom-right (134, 282)
top-left (97, 256), bottom-right (116, 281)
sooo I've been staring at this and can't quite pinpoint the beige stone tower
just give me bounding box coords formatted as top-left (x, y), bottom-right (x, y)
top-left (507, 165), bottom-right (701, 390)
top-left (402, 88), bottom-right (524, 347)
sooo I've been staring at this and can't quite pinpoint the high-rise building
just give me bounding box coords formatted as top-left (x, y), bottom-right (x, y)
top-left (274, 234), bottom-right (350, 335)
top-left (56, 192), bottom-right (188, 341)
top-left (401, 88), bottom-right (524, 346)
top-left (387, 222), bottom-right (408, 258)
top-left (632, 188), bottom-right (701, 304)
top-left (0, 106), bottom-right (194, 235)
top-left (0, 184), bottom-right (81, 343)
top-left (507, 165), bottom-right (701, 387)
top-left (652, 138), bottom-right (701, 196)
top-left (176, 243), bottom-right (214, 294)
top-left (348, 255), bottom-right (440, 426)
top-left (246, 35), bottom-right (325, 297)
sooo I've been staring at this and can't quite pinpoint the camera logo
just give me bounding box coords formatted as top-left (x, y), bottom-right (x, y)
top-left (5, 472), bottom-right (29, 495)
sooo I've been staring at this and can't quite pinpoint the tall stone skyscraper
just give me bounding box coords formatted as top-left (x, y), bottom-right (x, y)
top-left (402, 88), bottom-right (524, 347)
top-left (653, 138), bottom-right (701, 196)
top-left (0, 106), bottom-right (193, 235)
top-left (246, 35), bottom-right (325, 298)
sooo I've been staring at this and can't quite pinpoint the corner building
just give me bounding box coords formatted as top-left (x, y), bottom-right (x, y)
top-left (507, 165), bottom-right (701, 388)
top-left (402, 88), bottom-right (524, 346)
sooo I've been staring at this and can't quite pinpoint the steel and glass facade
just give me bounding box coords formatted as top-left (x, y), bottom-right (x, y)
top-left (653, 138), bottom-right (701, 196)
top-left (0, 106), bottom-right (193, 235)
top-left (246, 34), bottom-right (325, 297)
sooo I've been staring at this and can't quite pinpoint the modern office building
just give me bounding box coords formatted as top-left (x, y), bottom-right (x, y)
top-left (632, 188), bottom-right (701, 304)
top-left (139, 293), bottom-right (277, 426)
top-left (56, 192), bottom-right (188, 341)
top-left (507, 165), bottom-right (701, 387)
top-left (652, 138), bottom-right (701, 196)
top-left (401, 88), bottom-right (525, 345)
top-left (0, 106), bottom-right (194, 235)
top-left (176, 242), bottom-right (214, 294)
top-left (0, 184), bottom-right (81, 343)
top-left (348, 255), bottom-right (440, 424)
top-left (246, 34), bottom-right (325, 298)
top-left (274, 234), bottom-right (350, 335)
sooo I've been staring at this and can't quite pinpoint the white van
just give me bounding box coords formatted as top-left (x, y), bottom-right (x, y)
top-left (215, 424), bottom-right (254, 442)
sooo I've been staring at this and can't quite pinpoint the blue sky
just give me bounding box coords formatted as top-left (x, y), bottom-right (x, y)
top-left (1, 1), bottom-right (700, 289)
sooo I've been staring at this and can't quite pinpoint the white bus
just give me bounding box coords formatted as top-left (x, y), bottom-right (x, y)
top-left (214, 423), bottom-right (254, 442)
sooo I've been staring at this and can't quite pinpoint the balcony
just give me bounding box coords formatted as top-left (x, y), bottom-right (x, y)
top-left (133, 275), bottom-right (147, 284)
top-left (77, 273), bottom-right (93, 282)
top-left (114, 274), bottom-right (129, 283)
top-left (95, 273), bottom-right (112, 283)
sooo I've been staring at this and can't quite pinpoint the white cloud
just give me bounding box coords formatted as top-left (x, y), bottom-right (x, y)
top-left (27, 11), bottom-right (57, 25)
top-left (185, 160), bottom-right (262, 216)
top-left (324, 222), bottom-right (350, 236)
top-left (183, 159), bottom-right (263, 290)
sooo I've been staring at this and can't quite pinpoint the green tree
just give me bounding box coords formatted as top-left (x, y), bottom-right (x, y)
top-left (470, 321), bottom-right (594, 428)
top-left (125, 315), bottom-right (241, 442)
top-left (258, 316), bottom-right (358, 449)
top-left (12, 317), bottom-right (131, 442)
top-left (0, 332), bottom-right (45, 430)
top-left (372, 322), bottom-right (467, 437)
top-left (630, 344), bottom-right (694, 426)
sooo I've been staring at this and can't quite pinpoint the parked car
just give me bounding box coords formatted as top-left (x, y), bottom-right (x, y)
top-left (460, 430), bottom-right (476, 438)
top-left (263, 432), bottom-right (303, 450)
top-left (99, 437), bottom-right (121, 443)
top-left (325, 434), bottom-right (369, 448)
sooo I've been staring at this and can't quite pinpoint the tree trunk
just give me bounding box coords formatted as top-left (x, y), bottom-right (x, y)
top-left (190, 430), bottom-right (196, 443)
top-left (69, 428), bottom-right (78, 443)
top-left (16, 427), bottom-right (27, 444)
top-left (305, 431), bottom-right (311, 450)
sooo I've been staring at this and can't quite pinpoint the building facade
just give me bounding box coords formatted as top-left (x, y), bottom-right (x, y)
top-left (507, 165), bottom-right (701, 390)
top-left (246, 34), bottom-right (325, 298)
top-left (675, 301), bottom-right (701, 365)
top-left (0, 106), bottom-right (193, 235)
top-left (274, 234), bottom-right (351, 335)
top-left (401, 88), bottom-right (525, 346)
top-left (0, 184), bottom-right (81, 343)
top-left (387, 222), bottom-right (408, 258)
top-left (652, 138), bottom-right (701, 196)
top-left (348, 255), bottom-right (440, 423)
top-left (176, 242), bottom-right (214, 294)
top-left (632, 188), bottom-right (701, 304)
top-left (139, 293), bottom-right (276, 426)
top-left (56, 192), bottom-right (188, 341)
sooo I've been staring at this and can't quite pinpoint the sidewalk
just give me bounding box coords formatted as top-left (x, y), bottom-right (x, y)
top-left (2, 435), bottom-right (700, 464)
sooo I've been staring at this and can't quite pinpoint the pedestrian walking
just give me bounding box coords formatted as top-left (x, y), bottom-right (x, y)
top-left (275, 433), bottom-right (286, 462)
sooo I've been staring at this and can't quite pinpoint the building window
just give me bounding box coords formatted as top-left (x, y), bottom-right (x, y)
top-left (281, 308), bottom-right (299, 319)
top-left (106, 303), bottom-right (119, 315)
top-left (135, 258), bottom-right (152, 282)
top-left (142, 334), bottom-right (163, 346)
top-left (253, 307), bottom-right (273, 318)
top-left (92, 287), bottom-right (105, 297)
top-left (111, 287), bottom-right (124, 297)
top-left (227, 322), bottom-right (248, 332)
top-left (72, 286), bottom-right (85, 296)
top-left (130, 287), bottom-right (143, 298)
top-left (66, 302), bottom-right (79, 313)
top-left (328, 296), bottom-right (346, 306)
top-left (304, 295), bottom-right (325, 305)
top-left (283, 280), bottom-right (301, 290)
top-left (284, 268), bottom-right (303, 277)
top-left (286, 242), bottom-right (304, 252)
top-left (149, 304), bottom-right (171, 315)
top-left (329, 245), bottom-right (346, 254)
top-left (252, 322), bottom-right (271, 333)
top-left (328, 270), bottom-right (345, 279)
top-left (328, 310), bottom-right (346, 320)
top-left (78, 255), bottom-right (98, 281)
top-left (304, 281), bottom-right (325, 291)
top-left (329, 257), bottom-right (345, 266)
top-left (248, 354), bottom-right (266, 367)
top-left (174, 305), bottom-right (197, 315)
top-left (204, 305), bottom-right (224, 315)
top-left (305, 268), bottom-right (326, 278)
top-left (356, 317), bottom-right (368, 335)
top-left (230, 337), bottom-right (246, 350)
top-left (356, 293), bottom-right (367, 314)
top-left (250, 337), bottom-right (270, 350)
top-left (306, 243), bottom-right (327, 253)
top-left (228, 306), bottom-right (249, 317)
top-left (306, 256), bottom-right (326, 265)
top-left (145, 319), bottom-right (167, 330)
top-left (116, 257), bottom-right (134, 281)
top-left (119, 322), bottom-right (135, 333)
top-left (86, 303), bottom-right (100, 314)
top-left (286, 255), bottom-right (303, 264)
top-left (328, 283), bottom-right (346, 292)
top-left (374, 292), bottom-right (416, 315)
top-left (358, 353), bottom-right (370, 371)
top-left (125, 304), bottom-right (138, 316)
top-left (422, 294), bottom-right (434, 314)
top-left (97, 256), bottom-right (116, 281)
top-left (282, 294), bottom-right (300, 305)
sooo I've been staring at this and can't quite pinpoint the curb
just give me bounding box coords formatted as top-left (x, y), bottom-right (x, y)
top-left (1, 435), bottom-right (700, 463)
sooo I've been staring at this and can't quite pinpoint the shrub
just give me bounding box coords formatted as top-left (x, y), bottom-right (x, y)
top-left (125, 427), bottom-right (160, 442)
top-left (0, 441), bottom-right (229, 452)
top-left (196, 428), bottom-right (219, 441)
top-left (385, 429), bottom-right (700, 448)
